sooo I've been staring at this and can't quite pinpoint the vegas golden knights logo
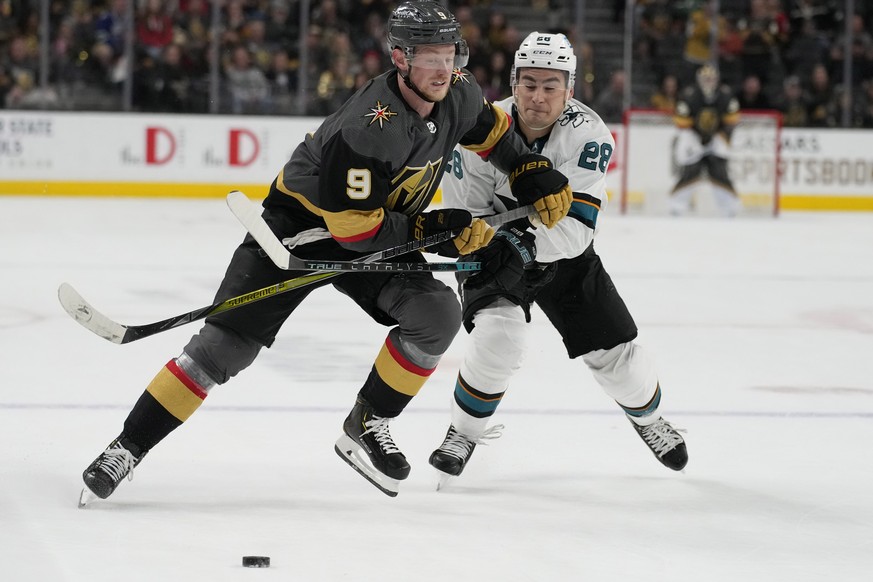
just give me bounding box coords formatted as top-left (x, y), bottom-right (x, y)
top-left (387, 159), bottom-right (444, 215)
top-left (696, 108), bottom-right (719, 134)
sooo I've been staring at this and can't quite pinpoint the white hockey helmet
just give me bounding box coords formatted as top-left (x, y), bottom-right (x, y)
top-left (511, 32), bottom-right (576, 89)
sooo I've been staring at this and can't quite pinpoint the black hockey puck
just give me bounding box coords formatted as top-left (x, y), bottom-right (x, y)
top-left (242, 556), bottom-right (270, 568)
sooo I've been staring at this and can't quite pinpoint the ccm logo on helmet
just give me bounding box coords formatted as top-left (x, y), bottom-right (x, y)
top-left (508, 160), bottom-right (551, 184)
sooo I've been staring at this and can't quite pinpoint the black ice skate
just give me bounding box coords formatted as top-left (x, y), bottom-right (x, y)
top-left (429, 424), bottom-right (503, 490)
top-left (334, 397), bottom-right (410, 497)
top-left (79, 434), bottom-right (147, 508)
top-left (628, 416), bottom-right (688, 471)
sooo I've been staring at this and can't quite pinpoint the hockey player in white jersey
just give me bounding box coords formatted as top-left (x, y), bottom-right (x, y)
top-left (429, 32), bottom-right (688, 485)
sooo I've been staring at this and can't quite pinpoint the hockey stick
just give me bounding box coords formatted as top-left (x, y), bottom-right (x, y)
top-left (57, 271), bottom-right (341, 345)
top-left (58, 272), bottom-right (340, 345)
top-left (58, 194), bottom-right (533, 344)
top-left (226, 190), bottom-right (535, 272)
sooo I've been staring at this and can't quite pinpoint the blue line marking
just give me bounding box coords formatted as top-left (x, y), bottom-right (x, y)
top-left (1, 402), bottom-right (871, 418)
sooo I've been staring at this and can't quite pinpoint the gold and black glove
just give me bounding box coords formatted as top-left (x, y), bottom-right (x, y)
top-left (410, 209), bottom-right (494, 257)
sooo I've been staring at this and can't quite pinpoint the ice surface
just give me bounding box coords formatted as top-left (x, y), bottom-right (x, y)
top-left (1, 196), bottom-right (871, 581)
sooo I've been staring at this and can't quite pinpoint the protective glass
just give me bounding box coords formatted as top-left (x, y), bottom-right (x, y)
top-left (512, 80), bottom-right (569, 96)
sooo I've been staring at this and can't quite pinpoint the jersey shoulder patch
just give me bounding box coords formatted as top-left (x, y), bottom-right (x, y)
top-left (332, 76), bottom-right (415, 164)
top-left (556, 100), bottom-right (614, 146)
top-left (445, 68), bottom-right (485, 122)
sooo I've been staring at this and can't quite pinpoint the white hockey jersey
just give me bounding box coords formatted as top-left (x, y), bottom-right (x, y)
top-left (441, 96), bottom-right (614, 263)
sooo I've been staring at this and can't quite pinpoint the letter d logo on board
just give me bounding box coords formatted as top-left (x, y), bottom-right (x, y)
top-left (229, 129), bottom-right (259, 166)
top-left (146, 127), bottom-right (176, 165)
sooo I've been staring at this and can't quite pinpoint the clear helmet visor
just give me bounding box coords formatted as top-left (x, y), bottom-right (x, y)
top-left (511, 78), bottom-right (570, 95)
top-left (403, 41), bottom-right (469, 70)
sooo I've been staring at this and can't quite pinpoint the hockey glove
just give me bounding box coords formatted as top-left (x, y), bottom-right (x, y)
top-left (463, 226), bottom-right (536, 291)
top-left (409, 209), bottom-right (494, 257)
top-left (508, 153), bottom-right (572, 229)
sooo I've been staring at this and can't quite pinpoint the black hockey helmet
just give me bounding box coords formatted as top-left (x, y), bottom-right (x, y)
top-left (386, 1), bottom-right (469, 68)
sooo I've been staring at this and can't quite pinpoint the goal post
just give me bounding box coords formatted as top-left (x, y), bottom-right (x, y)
top-left (619, 108), bottom-right (782, 217)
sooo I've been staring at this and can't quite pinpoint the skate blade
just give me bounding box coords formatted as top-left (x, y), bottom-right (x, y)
top-left (435, 471), bottom-right (454, 492)
top-left (78, 487), bottom-right (99, 508)
top-left (334, 435), bottom-right (400, 497)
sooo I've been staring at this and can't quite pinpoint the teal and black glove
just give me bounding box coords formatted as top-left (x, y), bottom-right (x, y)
top-left (462, 226), bottom-right (536, 290)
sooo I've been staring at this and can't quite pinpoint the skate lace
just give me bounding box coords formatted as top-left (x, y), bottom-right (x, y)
top-left (640, 419), bottom-right (686, 458)
top-left (96, 446), bottom-right (137, 483)
top-left (441, 424), bottom-right (504, 458)
top-left (362, 416), bottom-right (401, 455)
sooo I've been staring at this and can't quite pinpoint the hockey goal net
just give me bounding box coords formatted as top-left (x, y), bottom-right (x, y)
top-left (618, 109), bottom-right (782, 217)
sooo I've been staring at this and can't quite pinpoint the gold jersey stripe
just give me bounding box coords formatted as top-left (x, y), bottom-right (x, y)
top-left (323, 207), bottom-right (385, 242)
top-left (373, 342), bottom-right (431, 397)
top-left (274, 168), bottom-right (324, 216)
top-left (462, 103), bottom-right (512, 154)
top-left (145, 366), bottom-right (206, 422)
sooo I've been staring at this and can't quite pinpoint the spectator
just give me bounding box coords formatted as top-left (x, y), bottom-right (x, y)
top-left (737, 0), bottom-right (785, 86)
top-left (682, 0), bottom-right (727, 85)
top-left (484, 49), bottom-right (510, 102)
top-left (484, 10), bottom-right (508, 53)
top-left (242, 15), bottom-right (272, 72)
top-left (593, 68), bottom-right (626, 123)
top-left (51, 17), bottom-right (81, 88)
top-left (137, 0), bottom-right (174, 61)
top-left (638, 0), bottom-right (674, 55)
top-left (784, 18), bottom-right (830, 82)
top-left (650, 73), bottom-right (679, 113)
top-left (312, 0), bottom-right (345, 40)
top-left (224, 44), bottom-right (270, 114)
top-left (93, 0), bottom-right (131, 86)
top-left (175, 0), bottom-right (209, 51)
top-left (829, 13), bottom-right (873, 85)
top-left (738, 74), bottom-right (772, 109)
top-left (774, 75), bottom-right (809, 126)
top-left (94, 0), bottom-right (130, 62)
top-left (264, 0), bottom-right (299, 55)
top-left (718, 16), bottom-right (745, 88)
top-left (223, 0), bottom-right (248, 41)
top-left (312, 54), bottom-right (355, 116)
top-left (360, 49), bottom-right (383, 81)
top-left (355, 12), bottom-right (389, 64)
top-left (2, 34), bottom-right (47, 107)
top-left (655, 16), bottom-right (688, 83)
top-left (135, 43), bottom-right (190, 113)
top-left (265, 48), bottom-right (295, 115)
top-left (806, 63), bottom-right (836, 126)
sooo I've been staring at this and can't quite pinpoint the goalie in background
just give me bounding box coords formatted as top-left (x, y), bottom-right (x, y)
top-left (670, 64), bottom-right (741, 217)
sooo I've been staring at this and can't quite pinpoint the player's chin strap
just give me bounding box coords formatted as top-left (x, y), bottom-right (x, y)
top-left (400, 67), bottom-right (437, 103)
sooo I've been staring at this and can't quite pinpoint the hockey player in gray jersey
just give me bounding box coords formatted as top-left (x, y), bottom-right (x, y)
top-left (78, 1), bottom-right (574, 503)
top-left (430, 32), bottom-right (688, 485)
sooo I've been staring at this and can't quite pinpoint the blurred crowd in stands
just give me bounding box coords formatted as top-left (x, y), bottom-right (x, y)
top-left (628, 0), bottom-right (873, 127)
top-left (1, 0), bottom-right (872, 127)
